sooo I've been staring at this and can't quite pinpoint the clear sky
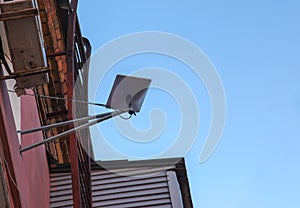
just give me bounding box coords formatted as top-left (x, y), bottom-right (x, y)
top-left (78, 1), bottom-right (300, 207)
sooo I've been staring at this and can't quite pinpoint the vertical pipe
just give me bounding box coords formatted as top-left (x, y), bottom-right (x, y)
top-left (66, 0), bottom-right (81, 207)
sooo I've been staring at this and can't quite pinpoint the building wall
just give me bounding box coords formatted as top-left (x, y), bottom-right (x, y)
top-left (50, 166), bottom-right (178, 208)
top-left (0, 0), bottom-right (51, 206)
top-left (0, 83), bottom-right (50, 207)
top-left (36, 0), bottom-right (71, 164)
top-left (49, 158), bottom-right (193, 208)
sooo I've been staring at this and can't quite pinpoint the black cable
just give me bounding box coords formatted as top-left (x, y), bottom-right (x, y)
top-left (7, 89), bottom-right (107, 108)
top-left (119, 113), bottom-right (132, 120)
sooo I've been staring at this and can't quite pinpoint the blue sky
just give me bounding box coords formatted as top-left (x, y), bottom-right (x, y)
top-left (78, 1), bottom-right (300, 207)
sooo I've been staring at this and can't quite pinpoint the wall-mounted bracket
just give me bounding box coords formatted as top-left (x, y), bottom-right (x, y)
top-left (0, 67), bottom-right (49, 81)
top-left (0, 7), bottom-right (38, 21)
top-left (19, 109), bottom-right (130, 154)
top-left (0, 1), bottom-right (48, 93)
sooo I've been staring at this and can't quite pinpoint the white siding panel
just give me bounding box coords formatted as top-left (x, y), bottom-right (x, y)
top-left (50, 165), bottom-right (179, 207)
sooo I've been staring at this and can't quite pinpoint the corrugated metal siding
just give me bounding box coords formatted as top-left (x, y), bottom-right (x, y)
top-left (92, 167), bottom-right (174, 208)
top-left (50, 172), bottom-right (73, 208)
top-left (50, 166), bottom-right (176, 208)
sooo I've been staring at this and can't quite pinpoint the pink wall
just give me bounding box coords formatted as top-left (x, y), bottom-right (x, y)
top-left (0, 84), bottom-right (50, 208)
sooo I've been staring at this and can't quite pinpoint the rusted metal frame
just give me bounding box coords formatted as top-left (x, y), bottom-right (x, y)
top-left (66, 1), bottom-right (92, 207)
top-left (0, 7), bottom-right (38, 21)
top-left (65, 0), bottom-right (81, 207)
top-left (78, 145), bottom-right (91, 207)
top-left (73, 45), bottom-right (92, 208)
top-left (80, 37), bottom-right (92, 94)
top-left (74, 43), bottom-right (83, 70)
top-left (74, 19), bottom-right (89, 102)
top-left (74, 11), bottom-right (93, 208)
top-left (79, 157), bottom-right (89, 207)
top-left (0, 74), bottom-right (22, 207)
top-left (45, 109), bottom-right (68, 119)
top-left (74, 16), bottom-right (86, 58)
top-left (81, 37), bottom-right (91, 124)
top-left (46, 51), bottom-right (67, 58)
top-left (0, 67), bottom-right (49, 81)
top-left (75, 17), bottom-right (87, 63)
top-left (85, 124), bottom-right (92, 207)
top-left (73, 44), bottom-right (81, 80)
top-left (66, 2), bottom-right (94, 207)
top-left (82, 37), bottom-right (91, 60)
top-left (34, 86), bottom-right (53, 157)
top-left (85, 151), bottom-right (92, 207)
top-left (76, 118), bottom-right (90, 207)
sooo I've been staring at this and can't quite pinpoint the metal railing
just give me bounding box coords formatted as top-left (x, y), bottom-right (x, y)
top-left (65, 1), bottom-right (92, 207)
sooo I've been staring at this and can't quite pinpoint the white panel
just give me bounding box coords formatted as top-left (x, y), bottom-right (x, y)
top-left (50, 165), bottom-right (180, 208)
top-left (92, 171), bottom-right (166, 185)
top-left (94, 199), bottom-right (172, 208)
top-left (91, 167), bottom-right (172, 207)
top-left (167, 171), bottom-right (184, 208)
top-left (92, 166), bottom-right (175, 178)
top-left (93, 189), bottom-right (170, 205)
top-left (106, 75), bottom-right (151, 112)
top-left (92, 175), bottom-right (168, 190)
top-left (93, 182), bottom-right (169, 196)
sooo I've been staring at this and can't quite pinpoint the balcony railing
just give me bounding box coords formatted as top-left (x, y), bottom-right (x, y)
top-left (65, 0), bottom-right (92, 207)
top-left (33, 0), bottom-right (93, 207)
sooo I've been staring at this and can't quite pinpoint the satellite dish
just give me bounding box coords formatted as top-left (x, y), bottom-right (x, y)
top-left (20, 74), bottom-right (152, 153)
top-left (106, 74), bottom-right (151, 113)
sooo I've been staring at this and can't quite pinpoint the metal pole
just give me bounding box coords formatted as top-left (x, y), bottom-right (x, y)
top-left (19, 109), bottom-right (129, 153)
top-left (18, 112), bottom-right (113, 135)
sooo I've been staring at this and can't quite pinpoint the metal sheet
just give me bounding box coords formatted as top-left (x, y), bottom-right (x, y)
top-left (50, 166), bottom-right (177, 208)
top-left (49, 159), bottom-right (193, 208)
top-left (0, 0), bottom-right (48, 88)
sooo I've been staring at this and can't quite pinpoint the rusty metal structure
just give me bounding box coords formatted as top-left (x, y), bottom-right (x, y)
top-left (33, 0), bottom-right (93, 207)
top-left (0, 0), bottom-right (95, 206)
